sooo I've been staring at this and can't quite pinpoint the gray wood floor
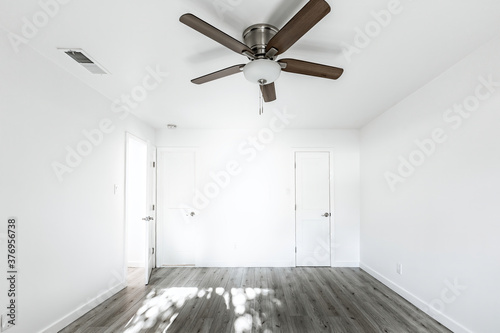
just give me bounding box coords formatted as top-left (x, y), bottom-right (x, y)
top-left (60, 267), bottom-right (451, 333)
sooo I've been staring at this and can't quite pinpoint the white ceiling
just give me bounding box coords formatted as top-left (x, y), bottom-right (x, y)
top-left (1, 0), bottom-right (500, 129)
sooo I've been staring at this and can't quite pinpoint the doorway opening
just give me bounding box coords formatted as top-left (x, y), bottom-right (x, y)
top-left (125, 133), bottom-right (156, 284)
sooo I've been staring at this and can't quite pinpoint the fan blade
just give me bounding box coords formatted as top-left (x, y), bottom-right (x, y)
top-left (265, 0), bottom-right (331, 55)
top-left (180, 14), bottom-right (254, 56)
top-left (279, 58), bottom-right (343, 80)
top-left (191, 64), bottom-right (245, 85)
top-left (260, 82), bottom-right (277, 102)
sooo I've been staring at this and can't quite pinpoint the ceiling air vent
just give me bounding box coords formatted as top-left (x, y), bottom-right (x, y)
top-left (60, 48), bottom-right (109, 74)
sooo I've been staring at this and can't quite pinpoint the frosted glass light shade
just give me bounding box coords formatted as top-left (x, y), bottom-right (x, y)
top-left (243, 59), bottom-right (281, 84)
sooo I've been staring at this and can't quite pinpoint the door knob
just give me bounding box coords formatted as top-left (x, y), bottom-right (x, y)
top-left (142, 216), bottom-right (154, 221)
top-left (322, 213), bottom-right (331, 217)
top-left (190, 212), bottom-right (195, 217)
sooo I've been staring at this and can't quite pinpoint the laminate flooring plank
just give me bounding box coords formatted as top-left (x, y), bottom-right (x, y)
top-left (169, 269), bottom-right (232, 333)
top-left (202, 268), bottom-right (236, 333)
top-left (310, 268), bottom-right (371, 332)
top-left (218, 268), bottom-right (246, 333)
top-left (270, 267), bottom-right (304, 331)
top-left (196, 268), bottom-right (231, 319)
top-left (300, 268), bottom-right (339, 317)
top-left (303, 268), bottom-right (356, 333)
top-left (316, 268), bottom-right (381, 332)
top-left (225, 268), bottom-right (251, 333)
top-left (331, 268), bottom-right (399, 332)
top-left (102, 292), bottom-right (159, 332)
top-left (289, 315), bottom-right (317, 333)
top-left (255, 267), bottom-right (269, 289)
top-left (327, 316), bottom-right (356, 333)
top-left (180, 267), bottom-right (209, 287)
top-left (254, 268), bottom-right (273, 332)
top-left (339, 268), bottom-right (431, 333)
top-left (240, 267), bottom-right (256, 318)
top-left (230, 267), bottom-right (245, 286)
top-left (305, 268), bottom-right (343, 318)
top-left (218, 268), bottom-right (247, 333)
top-left (342, 268), bottom-right (419, 332)
top-left (332, 268), bottom-right (417, 333)
top-left (155, 267), bottom-right (191, 287)
top-left (353, 268), bottom-right (444, 332)
top-left (184, 267), bottom-right (210, 287)
top-left (80, 328), bottom-right (107, 333)
top-left (293, 268), bottom-right (341, 332)
top-left (265, 268), bottom-right (289, 333)
top-left (243, 267), bottom-right (256, 289)
top-left (268, 268), bottom-right (306, 333)
top-left (142, 268), bottom-right (219, 333)
top-left (188, 317), bottom-right (214, 333)
top-left (277, 267), bottom-right (306, 316)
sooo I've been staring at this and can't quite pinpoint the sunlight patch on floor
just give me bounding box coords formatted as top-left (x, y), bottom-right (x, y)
top-left (123, 286), bottom-right (281, 333)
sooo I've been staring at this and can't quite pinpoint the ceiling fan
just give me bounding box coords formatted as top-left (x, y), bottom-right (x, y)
top-left (180, 0), bottom-right (344, 103)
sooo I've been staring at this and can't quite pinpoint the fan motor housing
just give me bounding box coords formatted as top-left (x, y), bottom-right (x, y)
top-left (243, 24), bottom-right (279, 58)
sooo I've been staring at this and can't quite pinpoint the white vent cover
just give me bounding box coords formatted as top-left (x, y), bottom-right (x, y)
top-left (59, 48), bottom-right (109, 74)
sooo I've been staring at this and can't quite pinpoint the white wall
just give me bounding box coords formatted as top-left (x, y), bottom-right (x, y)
top-left (0, 39), bottom-right (155, 332)
top-left (360, 38), bottom-right (500, 333)
top-left (156, 125), bottom-right (360, 267)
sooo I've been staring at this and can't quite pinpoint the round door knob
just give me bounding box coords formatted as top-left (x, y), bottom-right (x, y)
top-left (190, 212), bottom-right (195, 217)
top-left (323, 213), bottom-right (331, 217)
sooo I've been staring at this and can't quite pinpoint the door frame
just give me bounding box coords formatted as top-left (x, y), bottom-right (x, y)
top-left (146, 143), bottom-right (157, 283)
top-left (292, 148), bottom-right (335, 267)
top-left (123, 132), bottom-right (157, 284)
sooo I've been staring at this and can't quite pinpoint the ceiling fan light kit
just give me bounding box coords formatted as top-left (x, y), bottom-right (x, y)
top-left (180, 0), bottom-right (343, 108)
top-left (243, 59), bottom-right (282, 85)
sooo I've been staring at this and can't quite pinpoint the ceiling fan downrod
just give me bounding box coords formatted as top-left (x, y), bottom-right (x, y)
top-left (243, 24), bottom-right (279, 59)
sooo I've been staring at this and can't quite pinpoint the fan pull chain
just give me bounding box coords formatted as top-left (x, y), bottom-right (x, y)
top-left (258, 79), bottom-right (265, 115)
top-left (259, 86), bottom-right (264, 115)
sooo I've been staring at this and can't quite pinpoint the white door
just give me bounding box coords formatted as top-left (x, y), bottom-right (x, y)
top-left (295, 152), bottom-right (331, 266)
top-left (145, 144), bottom-right (156, 284)
top-left (157, 149), bottom-right (197, 267)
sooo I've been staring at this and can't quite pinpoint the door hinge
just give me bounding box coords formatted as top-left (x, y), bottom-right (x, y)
top-left (152, 248), bottom-right (155, 255)
top-left (152, 204), bottom-right (155, 211)
top-left (152, 161), bottom-right (156, 168)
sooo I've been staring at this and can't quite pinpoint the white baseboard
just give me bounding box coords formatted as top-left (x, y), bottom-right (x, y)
top-left (360, 262), bottom-right (472, 333)
top-left (39, 282), bottom-right (127, 333)
top-left (332, 261), bottom-right (359, 268)
top-left (196, 261), bottom-right (294, 267)
top-left (172, 261), bottom-right (360, 268)
top-left (186, 262), bottom-right (361, 268)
